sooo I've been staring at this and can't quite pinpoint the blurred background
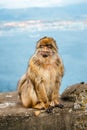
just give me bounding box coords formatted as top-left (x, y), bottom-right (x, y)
top-left (0, 0), bottom-right (87, 93)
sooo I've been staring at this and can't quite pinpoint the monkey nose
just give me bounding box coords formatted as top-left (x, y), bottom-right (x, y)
top-left (44, 46), bottom-right (48, 51)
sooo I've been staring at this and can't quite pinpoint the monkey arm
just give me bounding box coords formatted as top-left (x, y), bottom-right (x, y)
top-left (35, 83), bottom-right (49, 104)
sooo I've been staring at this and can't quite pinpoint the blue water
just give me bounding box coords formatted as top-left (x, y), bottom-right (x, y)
top-left (0, 6), bottom-right (87, 93)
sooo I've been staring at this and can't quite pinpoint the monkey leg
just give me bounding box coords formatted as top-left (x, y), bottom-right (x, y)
top-left (49, 83), bottom-right (63, 108)
top-left (50, 88), bottom-right (64, 109)
top-left (50, 91), bottom-right (59, 106)
top-left (21, 82), bottom-right (38, 108)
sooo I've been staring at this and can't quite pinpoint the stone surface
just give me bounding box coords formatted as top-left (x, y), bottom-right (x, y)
top-left (61, 82), bottom-right (87, 110)
top-left (0, 82), bottom-right (87, 130)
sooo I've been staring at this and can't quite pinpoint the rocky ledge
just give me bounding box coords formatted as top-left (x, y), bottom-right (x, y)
top-left (0, 82), bottom-right (87, 130)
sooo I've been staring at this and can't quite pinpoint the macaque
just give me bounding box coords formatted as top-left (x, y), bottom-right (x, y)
top-left (17, 36), bottom-right (64, 111)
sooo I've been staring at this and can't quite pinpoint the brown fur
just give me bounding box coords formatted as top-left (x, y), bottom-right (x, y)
top-left (17, 36), bottom-right (64, 109)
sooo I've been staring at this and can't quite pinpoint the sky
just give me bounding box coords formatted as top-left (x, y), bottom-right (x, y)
top-left (0, 0), bottom-right (87, 92)
top-left (0, 0), bottom-right (87, 8)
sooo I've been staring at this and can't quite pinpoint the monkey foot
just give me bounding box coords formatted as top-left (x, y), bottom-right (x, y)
top-left (34, 102), bottom-right (45, 110)
top-left (55, 103), bottom-right (64, 109)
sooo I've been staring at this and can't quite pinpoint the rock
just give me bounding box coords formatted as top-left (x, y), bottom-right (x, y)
top-left (0, 82), bottom-right (87, 130)
top-left (61, 82), bottom-right (87, 110)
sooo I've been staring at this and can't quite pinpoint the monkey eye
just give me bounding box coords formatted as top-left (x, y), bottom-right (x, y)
top-left (39, 45), bottom-right (44, 48)
top-left (46, 44), bottom-right (52, 48)
top-left (39, 44), bottom-right (52, 49)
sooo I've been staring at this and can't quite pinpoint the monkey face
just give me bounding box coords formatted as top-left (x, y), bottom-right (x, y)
top-left (36, 37), bottom-right (58, 58)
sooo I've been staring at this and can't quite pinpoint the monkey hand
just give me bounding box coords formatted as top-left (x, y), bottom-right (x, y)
top-left (46, 106), bottom-right (54, 113)
top-left (46, 103), bottom-right (64, 113)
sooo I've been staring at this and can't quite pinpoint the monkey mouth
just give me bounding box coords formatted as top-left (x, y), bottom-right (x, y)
top-left (41, 51), bottom-right (50, 58)
top-left (42, 54), bottom-right (49, 58)
top-left (38, 51), bottom-right (51, 58)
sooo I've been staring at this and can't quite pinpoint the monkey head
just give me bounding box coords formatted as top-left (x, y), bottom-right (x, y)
top-left (36, 36), bottom-right (58, 58)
